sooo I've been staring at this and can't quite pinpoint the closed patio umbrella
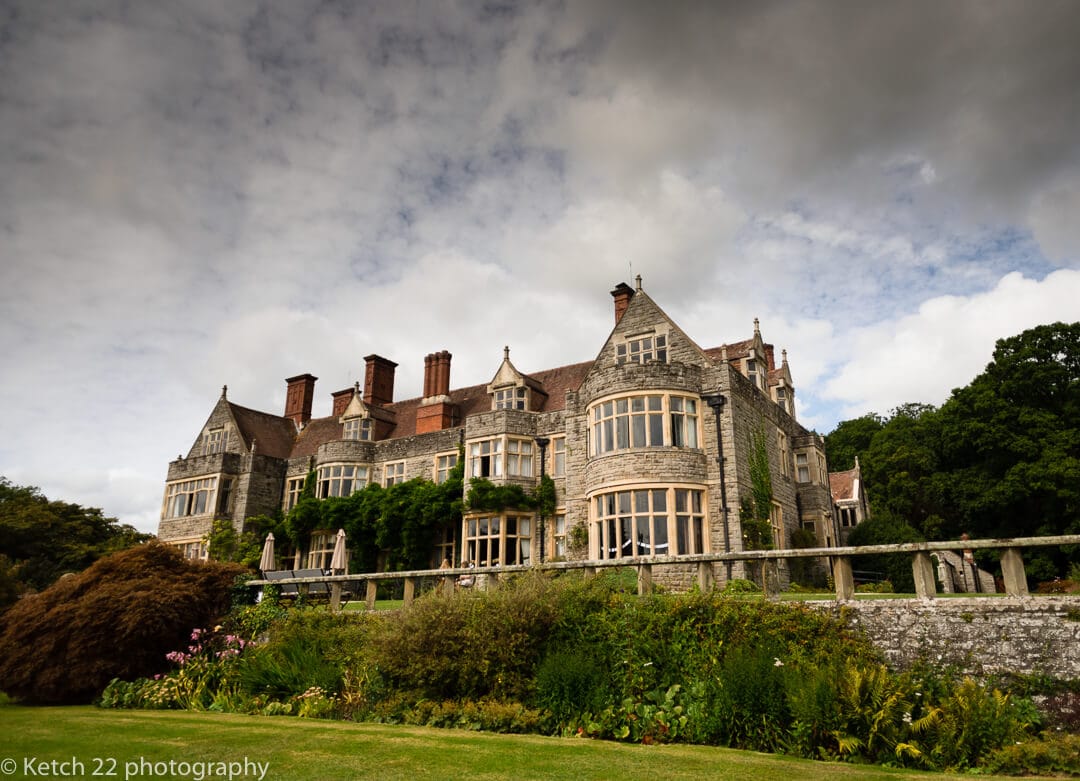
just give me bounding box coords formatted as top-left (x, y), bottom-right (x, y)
top-left (330, 528), bottom-right (348, 573)
top-left (258, 532), bottom-right (276, 573)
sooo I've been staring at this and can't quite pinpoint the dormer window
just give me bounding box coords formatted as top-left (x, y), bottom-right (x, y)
top-left (343, 417), bottom-right (372, 441)
top-left (616, 332), bottom-right (667, 365)
top-left (776, 387), bottom-right (789, 413)
top-left (493, 386), bottom-right (527, 410)
top-left (746, 359), bottom-right (761, 389)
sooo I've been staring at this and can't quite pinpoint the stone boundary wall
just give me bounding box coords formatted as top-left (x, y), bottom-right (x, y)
top-left (809, 597), bottom-right (1080, 679)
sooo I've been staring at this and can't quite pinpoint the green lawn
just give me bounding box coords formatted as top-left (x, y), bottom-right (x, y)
top-left (0, 705), bottom-right (1019, 781)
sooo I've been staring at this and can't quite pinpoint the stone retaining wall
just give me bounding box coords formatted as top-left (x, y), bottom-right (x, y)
top-left (810, 597), bottom-right (1080, 679)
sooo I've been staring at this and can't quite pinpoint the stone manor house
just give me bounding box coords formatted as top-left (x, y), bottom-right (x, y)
top-left (157, 279), bottom-right (846, 585)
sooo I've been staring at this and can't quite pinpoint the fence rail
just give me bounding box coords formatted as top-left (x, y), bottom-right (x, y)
top-left (247, 534), bottom-right (1080, 610)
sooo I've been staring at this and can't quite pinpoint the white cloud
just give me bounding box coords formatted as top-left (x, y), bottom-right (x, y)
top-left (2, 1), bottom-right (1079, 533)
top-left (821, 270), bottom-right (1080, 419)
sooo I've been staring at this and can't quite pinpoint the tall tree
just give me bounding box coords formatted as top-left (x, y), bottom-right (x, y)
top-left (823, 413), bottom-right (885, 471)
top-left (827, 322), bottom-right (1080, 581)
top-left (0, 477), bottom-right (152, 606)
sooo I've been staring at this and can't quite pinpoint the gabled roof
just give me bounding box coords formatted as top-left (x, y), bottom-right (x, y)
top-left (228, 402), bottom-right (298, 459)
top-left (283, 358), bottom-right (594, 460)
top-left (829, 468), bottom-right (858, 503)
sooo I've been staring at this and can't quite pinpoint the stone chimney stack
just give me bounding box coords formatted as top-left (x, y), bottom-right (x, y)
top-left (363, 354), bottom-right (397, 407)
top-left (284, 374), bottom-right (317, 428)
top-left (610, 282), bottom-right (635, 324)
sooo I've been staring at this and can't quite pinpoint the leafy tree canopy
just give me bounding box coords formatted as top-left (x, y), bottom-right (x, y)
top-left (826, 322), bottom-right (1080, 579)
top-left (0, 477), bottom-right (152, 604)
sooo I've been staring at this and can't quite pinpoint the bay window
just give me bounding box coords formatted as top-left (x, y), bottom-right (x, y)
top-left (317, 464), bottom-right (369, 498)
top-left (164, 477), bottom-right (218, 519)
top-left (592, 486), bottom-right (707, 559)
top-left (467, 436), bottom-right (536, 479)
top-left (590, 393), bottom-right (702, 455)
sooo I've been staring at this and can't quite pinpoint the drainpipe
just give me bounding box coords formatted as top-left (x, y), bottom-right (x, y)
top-left (534, 436), bottom-right (550, 564)
top-left (702, 393), bottom-right (732, 581)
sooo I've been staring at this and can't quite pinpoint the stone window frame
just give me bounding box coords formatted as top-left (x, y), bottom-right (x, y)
top-left (492, 385), bottom-right (528, 411)
top-left (383, 461), bottom-right (406, 487)
top-left (552, 436), bottom-right (566, 477)
top-left (589, 483), bottom-right (708, 560)
top-left (777, 429), bottom-right (790, 477)
top-left (284, 476), bottom-right (306, 511)
top-left (307, 530), bottom-right (335, 570)
top-left (463, 512), bottom-right (533, 567)
top-left (316, 463), bottom-right (370, 498)
top-left (175, 539), bottom-right (208, 561)
top-left (795, 451), bottom-right (812, 483)
top-left (588, 392), bottom-right (701, 456)
top-left (770, 501), bottom-right (784, 548)
top-left (467, 435), bottom-right (536, 479)
top-left (163, 475), bottom-right (219, 519)
top-left (552, 510), bottom-right (567, 558)
top-left (615, 327), bottom-right (669, 366)
top-left (343, 417), bottom-right (372, 441)
top-left (775, 386), bottom-right (790, 414)
top-left (202, 427), bottom-right (226, 455)
top-left (434, 451), bottom-right (459, 484)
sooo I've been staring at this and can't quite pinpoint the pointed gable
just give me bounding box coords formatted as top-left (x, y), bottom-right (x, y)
top-left (592, 279), bottom-right (712, 371)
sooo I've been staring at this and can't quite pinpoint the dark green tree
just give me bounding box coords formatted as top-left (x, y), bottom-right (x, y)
top-left (0, 477), bottom-right (152, 606)
top-left (823, 413), bottom-right (885, 471)
top-left (846, 511), bottom-right (925, 592)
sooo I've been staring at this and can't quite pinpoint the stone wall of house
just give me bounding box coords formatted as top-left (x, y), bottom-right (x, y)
top-left (234, 454), bottom-right (288, 526)
top-left (810, 598), bottom-right (1080, 679)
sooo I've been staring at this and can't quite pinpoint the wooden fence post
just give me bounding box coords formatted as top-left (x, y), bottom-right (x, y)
top-left (913, 551), bottom-right (937, 598)
top-left (1001, 548), bottom-right (1029, 597)
top-left (833, 557), bottom-right (854, 600)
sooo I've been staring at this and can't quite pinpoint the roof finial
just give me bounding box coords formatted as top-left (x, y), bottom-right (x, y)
top-left (503, 345), bottom-right (510, 361)
top-left (781, 349), bottom-right (788, 366)
top-left (635, 274), bottom-right (642, 292)
top-left (753, 317), bottom-right (761, 337)
top-left (221, 385), bottom-right (228, 398)
top-left (721, 343), bottom-right (729, 361)
top-left (354, 381), bottom-right (361, 395)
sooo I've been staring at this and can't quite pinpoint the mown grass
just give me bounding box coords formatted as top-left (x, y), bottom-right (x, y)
top-left (0, 705), bottom-right (1020, 781)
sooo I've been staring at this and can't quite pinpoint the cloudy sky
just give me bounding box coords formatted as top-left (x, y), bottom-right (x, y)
top-left (2, 1), bottom-right (1079, 532)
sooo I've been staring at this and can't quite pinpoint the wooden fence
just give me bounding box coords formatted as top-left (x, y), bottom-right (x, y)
top-left (246, 534), bottom-right (1080, 611)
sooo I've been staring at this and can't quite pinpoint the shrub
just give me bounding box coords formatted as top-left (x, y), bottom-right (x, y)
top-left (239, 610), bottom-right (370, 701)
top-left (983, 733), bottom-right (1080, 776)
top-left (923, 677), bottom-right (1034, 770)
top-left (711, 643), bottom-right (790, 752)
top-left (534, 646), bottom-right (611, 728)
top-left (0, 543), bottom-right (244, 704)
top-left (368, 572), bottom-right (562, 702)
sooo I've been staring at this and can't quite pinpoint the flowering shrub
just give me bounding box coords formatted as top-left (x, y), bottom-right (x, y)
top-left (100, 626), bottom-right (249, 711)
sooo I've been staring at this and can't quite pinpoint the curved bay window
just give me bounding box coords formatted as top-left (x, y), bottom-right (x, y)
top-left (317, 463), bottom-right (369, 498)
top-left (592, 486), bottom-right (707, 560)
top-left (464, 514), bottom-right (532, 566)
top-left (590, 393), bottom-right (700, 456)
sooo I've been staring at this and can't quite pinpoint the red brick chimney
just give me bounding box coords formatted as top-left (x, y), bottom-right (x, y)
top-left (284, 374), bottom-right (317, 428)
top-left (417, 350), bottom-right (455, 434)
top-left (363, 354), bottom-right (397, 407)
top-left (611, 282), bottom-right (634, 324)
